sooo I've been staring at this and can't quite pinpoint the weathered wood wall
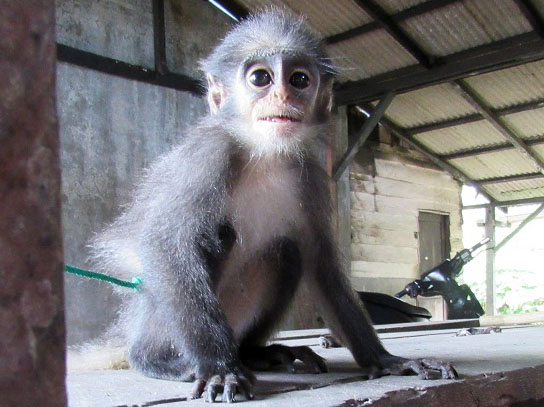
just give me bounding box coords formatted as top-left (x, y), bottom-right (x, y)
top-left (349, 130), bottom-right (463, 297)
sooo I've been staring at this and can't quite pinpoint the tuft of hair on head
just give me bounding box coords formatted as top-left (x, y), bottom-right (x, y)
top-left (201, 7), bottom-right (337, 85)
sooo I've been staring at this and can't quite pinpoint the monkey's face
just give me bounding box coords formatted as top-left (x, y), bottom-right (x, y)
top-left (231, 54), bottom-right (325, 156)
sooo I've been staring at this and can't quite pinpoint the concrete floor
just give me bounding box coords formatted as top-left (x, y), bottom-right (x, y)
top-left (67, 324), bottom-right (544, 407)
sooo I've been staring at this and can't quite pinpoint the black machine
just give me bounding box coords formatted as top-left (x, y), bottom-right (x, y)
top-left (359, 238), bottom-right (489, 324)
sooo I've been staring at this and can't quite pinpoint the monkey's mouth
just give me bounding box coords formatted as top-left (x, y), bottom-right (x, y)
top-left (259, 115), bottom-right (302, 123)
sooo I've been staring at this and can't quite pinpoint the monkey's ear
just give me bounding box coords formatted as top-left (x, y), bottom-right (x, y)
top-left (206, 74), bottom-right (227, 115)
top-left (315, 78), bottom-right (335, 122)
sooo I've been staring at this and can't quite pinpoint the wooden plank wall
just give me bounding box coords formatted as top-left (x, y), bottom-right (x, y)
top-left (349, 143), bottom-right (463, 295)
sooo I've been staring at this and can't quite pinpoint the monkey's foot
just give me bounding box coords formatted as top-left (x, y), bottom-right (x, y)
top-left (189, 369), bottom-right (254, 403)
top-left (242, 344), bottom-right (328, 374)
top-left (375, 354), bottom-right (458, 380)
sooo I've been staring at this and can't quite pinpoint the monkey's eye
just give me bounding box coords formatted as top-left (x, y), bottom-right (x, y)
top-left (248, 69), bottom-right (272, 88)
top-left (290, 72), bottom-right (310, 89)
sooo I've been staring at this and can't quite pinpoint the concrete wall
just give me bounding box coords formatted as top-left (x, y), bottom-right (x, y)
top-left (349, 127), bottom-right (463, 299)
top-left (56, 0), bottom-right (233, 345)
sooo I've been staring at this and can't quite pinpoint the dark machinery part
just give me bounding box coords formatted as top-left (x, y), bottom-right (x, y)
top-left (395, 237), bottom-right (489, 320)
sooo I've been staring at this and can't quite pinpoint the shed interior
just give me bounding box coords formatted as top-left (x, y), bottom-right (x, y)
top-left (4, 0), bottom-right (544, 406)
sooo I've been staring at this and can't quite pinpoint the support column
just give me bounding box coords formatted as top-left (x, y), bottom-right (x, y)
top-left (335, 106), bottom-right (352, 273)
top-left (485, 206), bottom-right (496, 316)
top-left (0, 1), bottom-right (66, 406)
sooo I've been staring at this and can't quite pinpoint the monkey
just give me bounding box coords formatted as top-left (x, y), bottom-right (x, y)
top-left (90, 8), bottom-right (457, 403)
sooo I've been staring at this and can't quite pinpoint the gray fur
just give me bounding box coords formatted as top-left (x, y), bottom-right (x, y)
top-left (90, 7), bottom-right (456, 402)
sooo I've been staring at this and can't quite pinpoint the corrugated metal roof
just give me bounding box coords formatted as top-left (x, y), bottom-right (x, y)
top-left (449, 149), bottom-right (539, 180)
top-left (236, 0), bottom-right (372, 37)
top-left (413, 120), bottom-right (507, 155)
top-left (328, 30), bottom-right (418, 81)
top-left (380, 84), bottom-right (477, 128)
top-left (399, 0), bottom-right (531, 57)
top-left (484, 178), bottom-right (544, 201)
top-left (378, 0), bottom-right (429, 14)
top-left (502, 107), bottom-right (544, 140)
top-left (463, 60), bottom-right (544, 109)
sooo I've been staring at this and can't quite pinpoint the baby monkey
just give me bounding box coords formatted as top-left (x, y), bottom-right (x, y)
top-left (92, 9), bottom-right (457, 403)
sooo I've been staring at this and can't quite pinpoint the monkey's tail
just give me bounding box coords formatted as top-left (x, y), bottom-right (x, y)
top-left (67, 336), bottom-right (129, 372)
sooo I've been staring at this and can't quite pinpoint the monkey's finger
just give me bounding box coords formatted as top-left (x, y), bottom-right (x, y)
top-left (222, 373), bottom-right (238, 403)
top-left (401, 360), bottom-right (430, 380)
top-left (189, 378), bottom-right (207, 399)
top-left (205, 375), bottom-right (223, 403)
top-left (419, 358), bottom-right (459, 379)
top-left (238, 378), bottom-right (254, 401)
top-left (292, 346), bottom-right (328, 373)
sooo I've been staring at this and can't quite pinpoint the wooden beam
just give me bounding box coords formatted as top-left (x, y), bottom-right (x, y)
top-left (351, 0), bottom-right (433, 67)
top-left (454, 80), bottom-right (544, 176)
top-left (152, 0), bottom-right (168, 74)
top-left (494, 203), bottom-right (544, 252)
top-left (332, 92), bottom-right (395, 181)
top-left (407, 98), bottom-right (544, 135)
top-left (326, 0), bottom-right (460, 45)
top-left (515, 0), bottom-right (544, 38)
top-left (334, 32), bottom-right (544, 105)
top-left (441, 138), bottom-right (544, 161)
top-left (463, 196), bottom-right (544, 209)
top-left (477, 173), bottom-right (544, 185)
top-left (485, 206), bottom-right (496, 316)
top-left (57, 44), bottom-right (203, 95)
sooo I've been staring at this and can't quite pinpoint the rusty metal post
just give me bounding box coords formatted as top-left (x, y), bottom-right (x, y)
top-left (0, 1), bottom-right (66, 406)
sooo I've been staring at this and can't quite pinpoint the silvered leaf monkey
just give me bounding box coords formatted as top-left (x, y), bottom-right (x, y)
top-left (91, 8), bottom-right (457, 403)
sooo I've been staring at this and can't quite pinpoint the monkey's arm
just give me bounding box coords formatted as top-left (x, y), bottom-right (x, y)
top-left (310, 234), bottom-right (457, 379)
top-left (131, 131), bottom-right (253, 401)
top-left (303, 163), bottom-right (456, 380)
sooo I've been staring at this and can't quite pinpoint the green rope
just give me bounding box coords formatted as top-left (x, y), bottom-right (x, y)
top-left (64, 264), bottom-right (142, 292)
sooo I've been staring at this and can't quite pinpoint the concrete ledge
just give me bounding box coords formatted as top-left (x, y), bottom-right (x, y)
top-left (67, 325), bottom-right (544, 406)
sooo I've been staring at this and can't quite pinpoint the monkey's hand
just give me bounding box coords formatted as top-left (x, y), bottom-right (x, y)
top-left (373, 353), bottom-right (458, 380)
top-left (242, 344), bottom-right (328, 374)
top-left (190, 367), bottom-right (255, 403)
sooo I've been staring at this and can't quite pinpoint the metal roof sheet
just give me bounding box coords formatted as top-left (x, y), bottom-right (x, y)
top-left (328, 30), bottom-right (418, 81)
top-left (501, 108), bottom-right (544, 140)
top-left (399, 0), bottom-right (531, 57)
top-left (383, 84), bottom-right (477, 128)
top-left (463, 60), bottom-right (544, 109)
top-left (413, 120), bottom-right (507, 155)
top-left (449, 149), bottom-right (539, 180)
top-left (236, 0), bottom-right (372, 37)
top-left (484, 177), bottom-right (544, 201)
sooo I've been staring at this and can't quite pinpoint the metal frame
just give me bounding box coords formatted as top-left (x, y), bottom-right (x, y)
top-left (57, 0), bottom-right (203, 95)
top-left (332, 91), bottom-right (395, 181)
top-left (326, 0), bottom-right (459, 46)
top-left (407, 98), bottom-right (544, 135)
top-left (453, 80), bottom-right (544, 175)
top-left (350, 0), bottom-right (433, 67)
top-left (334, 32), bottom-right (544, 105)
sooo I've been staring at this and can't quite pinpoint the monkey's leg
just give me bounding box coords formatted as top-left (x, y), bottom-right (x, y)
top-left (129, 247), bottom-right (255, 402)
top-left (239, 239), bottom-right (327, 374)
top-left (242, 343), bottom-right (327, 374)
top-left (312, 236), bottom-right (458, 380)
